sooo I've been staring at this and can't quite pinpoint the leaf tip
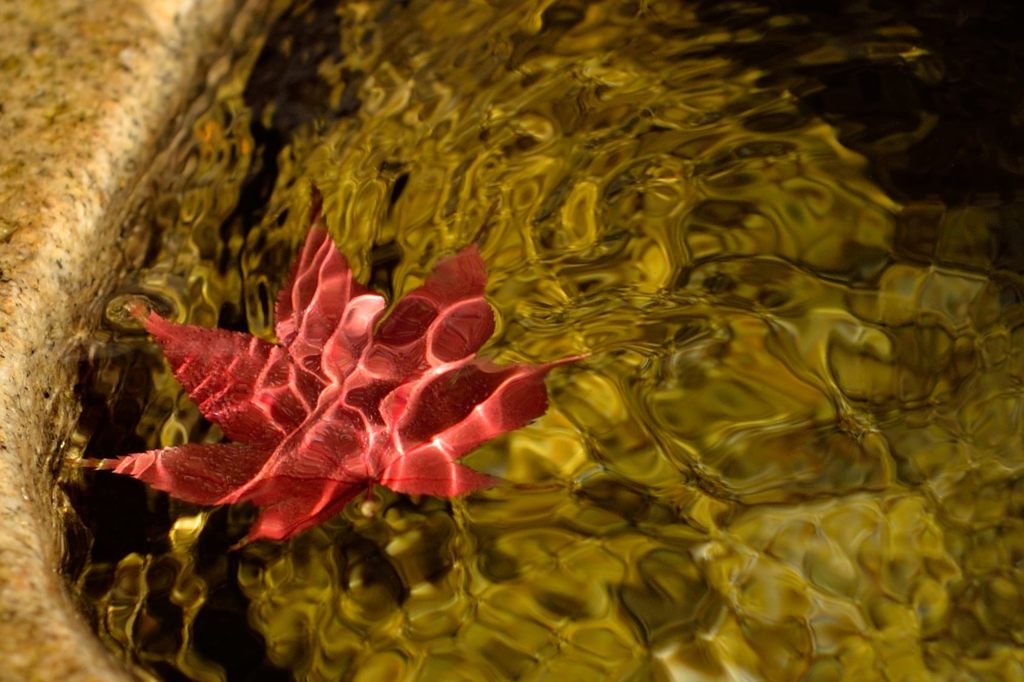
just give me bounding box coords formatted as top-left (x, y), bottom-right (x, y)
top-left (78, 458), bottom-right (112, 470)
top-left (229, 537), bottom-right (251, 552)
top-left (550, 352), bottom-right (589, 368)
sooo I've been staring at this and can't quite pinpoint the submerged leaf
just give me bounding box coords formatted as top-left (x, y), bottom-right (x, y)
top-left (91, 190), bottom-right (580, 543)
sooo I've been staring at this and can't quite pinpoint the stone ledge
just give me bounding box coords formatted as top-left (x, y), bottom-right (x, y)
top-left (0, 1), bottom-right (256, 679)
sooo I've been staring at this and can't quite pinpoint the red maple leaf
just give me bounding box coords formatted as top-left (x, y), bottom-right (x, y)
top-left (89, 193), bottom-right (578, 543)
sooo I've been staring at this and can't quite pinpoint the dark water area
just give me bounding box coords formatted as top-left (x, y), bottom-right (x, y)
top-left (63, 1), bottom-right (1024, 680)
top-left (692, 0), bottom-right (1024, 271)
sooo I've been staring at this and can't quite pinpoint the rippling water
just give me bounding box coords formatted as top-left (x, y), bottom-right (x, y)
top-left (64, 1), bottom-right (1024, 680)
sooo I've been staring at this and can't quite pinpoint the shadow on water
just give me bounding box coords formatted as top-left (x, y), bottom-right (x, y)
top-left (689, 0), bottom-right (1024, 270)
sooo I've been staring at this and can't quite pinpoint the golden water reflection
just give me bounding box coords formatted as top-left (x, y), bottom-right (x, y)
top-left (66, 1), bottom-right (1024, 680)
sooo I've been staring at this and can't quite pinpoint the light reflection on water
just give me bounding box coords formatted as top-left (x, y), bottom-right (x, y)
top-left (64, 1), bottom-right (1024, 680)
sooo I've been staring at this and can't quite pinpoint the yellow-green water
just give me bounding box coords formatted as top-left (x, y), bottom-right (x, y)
top-left (65, 1), bottom-right (1024, 680)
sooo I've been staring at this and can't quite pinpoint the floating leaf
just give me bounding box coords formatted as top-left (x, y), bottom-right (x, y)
top-left (89, 190), bottom-right (579, 542)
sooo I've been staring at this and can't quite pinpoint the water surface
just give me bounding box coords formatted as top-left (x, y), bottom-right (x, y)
top-left (66, 1), bottom-right (1024, 680)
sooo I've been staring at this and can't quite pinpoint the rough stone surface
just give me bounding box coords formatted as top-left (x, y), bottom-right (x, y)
top-left (0, 0), bottom-right (252, 679)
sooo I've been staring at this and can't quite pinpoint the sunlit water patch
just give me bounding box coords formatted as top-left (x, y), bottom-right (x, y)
top-left (63, 1), bottom-right (1024, 680)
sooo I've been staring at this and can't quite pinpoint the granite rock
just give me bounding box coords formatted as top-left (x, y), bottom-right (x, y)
top-left (0, 0), bottom-right (256, 679)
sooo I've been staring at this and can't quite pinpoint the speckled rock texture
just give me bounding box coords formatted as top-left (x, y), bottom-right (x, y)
top-left (0, 1), bottom-right (253, 679)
